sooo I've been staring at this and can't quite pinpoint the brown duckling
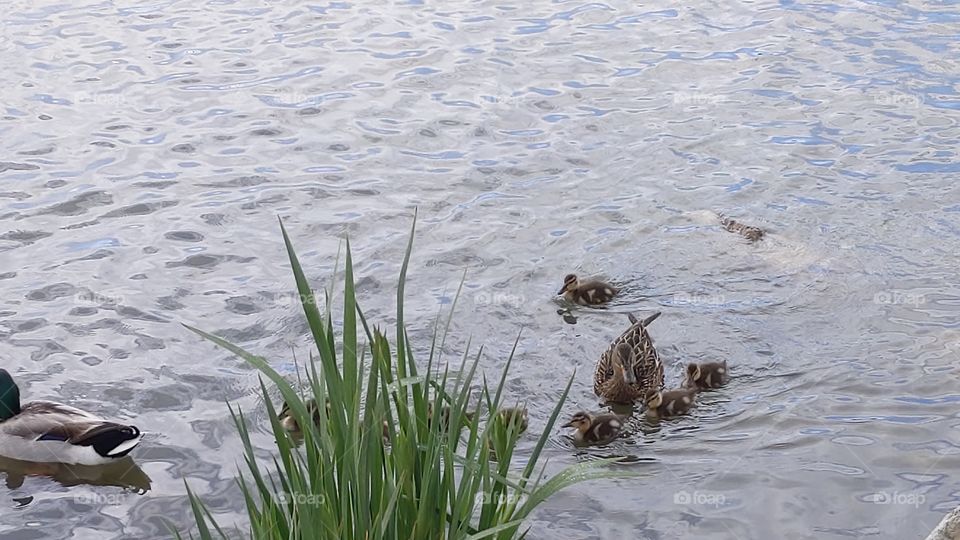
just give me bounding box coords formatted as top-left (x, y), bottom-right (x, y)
top-left (427, 402), bottom-right (475, 431)
top-left (644, 388), bottom-right (697, 421)
top-left (278, 397), bottom-right (324, 434)
top-left (494, 407), bottom-right (529, 433)
top-left (684, 361), bottom-right (728, 390)
top-left (563, 411), bottom-right (626, 446)
top-left (719, 215), bottom-right (764, 242)
top-left (558, 274), bottom-right (618, 305)
top-left (280, 398), bottom-right (391, 442)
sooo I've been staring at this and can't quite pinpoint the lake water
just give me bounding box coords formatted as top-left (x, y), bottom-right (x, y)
top-left (1, 0), bottom-right (959, 538)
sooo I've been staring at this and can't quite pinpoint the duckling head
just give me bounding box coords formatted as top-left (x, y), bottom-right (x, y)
top-left (557, 274), bottom-right (579, 295)
top-left (644, 389), bottom-right (663, 409)
top-left (685, 363), bottom-right (701, 386)
top-left (562, 411), bottom-right (592, 431)
top-left (614, 343), bottom-right (638, 385)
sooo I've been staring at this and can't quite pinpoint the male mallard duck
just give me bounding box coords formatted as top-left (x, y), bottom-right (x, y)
top-left (563, 411), bottom-right (625, 446)
top-left (0, 369), bottom-right (142, 466)
top-left (644, 388), bottom-right (697, 421)
top-left (558, 274), bottom-right (618, 305)
top-left (594, 312), bottom-right (664, 403)
top-left (719, 214), bottom-right (764, 242)
top-left (684, 361), bottom-right (728, 390)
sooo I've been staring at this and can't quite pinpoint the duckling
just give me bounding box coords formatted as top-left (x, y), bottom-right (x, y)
top-left (558, 274), bottom-right (618, 305)
top-left (0, 369), bottom-right (142, 466)
top-left (684, 361), bottom-right (728, 390)
top-left (486, 406), bottom-right (530, 461)
top-left (596, 343), bottom-right (643, 404)
top-left (644, 388), bottom-right (697, 421)
top-left (278, 397), bottom-right (324, 434)
top-left (719, 214), bottom-right (764, 242)
top-left (563, 411), bottom-right (626, 446)
top-left (279, 397), bottom-right (392, 442)
top-left (427, 402), bottom-right (475, 431)
top-left (493, 407), bottom-right (528, 433)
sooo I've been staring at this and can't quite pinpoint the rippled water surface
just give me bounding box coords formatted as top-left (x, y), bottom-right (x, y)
top-left (2, 0), bottom-right (959, 538)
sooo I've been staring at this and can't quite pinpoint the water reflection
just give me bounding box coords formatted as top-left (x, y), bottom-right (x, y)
top-left (0, 455), bottom-right (150, 494)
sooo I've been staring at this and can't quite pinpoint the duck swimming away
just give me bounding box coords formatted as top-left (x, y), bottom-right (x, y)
top-left (0, 369), bottom-right (142, 466)
top-left (558, 274), bottom-right (618, 305)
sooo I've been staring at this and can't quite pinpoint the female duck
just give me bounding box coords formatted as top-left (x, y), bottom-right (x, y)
top-left (563, 411), bottom-right (625, 446)
top-left (558, 274), bottom-right (618, 305)
top-left (594, 312), bottom-right (664, 403)
top-left (595, 343), bottom-right (642, 404)
top-left (0, 369), bottom-right (142, 466)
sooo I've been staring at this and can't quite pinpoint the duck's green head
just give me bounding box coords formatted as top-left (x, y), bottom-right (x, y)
top-left (0, 369), bottom-right (21, 420)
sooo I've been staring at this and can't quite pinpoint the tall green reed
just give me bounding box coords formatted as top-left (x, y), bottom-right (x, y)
top-left (178, 216), bottom-right (624, 539)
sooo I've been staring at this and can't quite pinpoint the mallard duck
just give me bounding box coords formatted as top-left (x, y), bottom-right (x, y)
top-left (684, 361), bottom-right (728, 390)
top-left (0, 369), bottom-right (142, 466)
top-left (595, 343), bottom-right (642, 404)
top-left (563, 411), bottom-right (625, 446)
top-left (558, 274), bottom-right (618, 305)
top-left (719, 214), bottom-right (764, 242)
top-left (594, 312), bottom-right (664, 403)
top-left (644, 388), bottom-right (697, 421)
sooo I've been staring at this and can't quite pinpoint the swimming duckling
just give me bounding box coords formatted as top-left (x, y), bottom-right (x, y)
top-left (493, 407), bottom-right (528, 433)
top-left (596, 343), bottom-right (643, 404)
top-left (278, 397), bottom-right (324, 434)
top-left (558, 274), bottom-right (618, 305)
top-left (719, 215), bottom-right (764, 242)
top-left (644, 388), bottom-right (697, 421)
top-left (0, 369), bottom-right (142, 465)
top-left (427, 402), bottom-right (475, 432)
top-left (279, 398), bottom-right (392, 442)
top-left (684, 361), bottom-right (728, 390)
top-left (563, 411), bottom-right (626, 446)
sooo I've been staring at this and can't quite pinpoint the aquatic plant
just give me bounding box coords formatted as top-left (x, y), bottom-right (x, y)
top-left (176, 216), bottom-right (623, 539)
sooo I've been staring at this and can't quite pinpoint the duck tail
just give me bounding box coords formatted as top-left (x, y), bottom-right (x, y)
top-left (75, 423), bottom-right (143, 458)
